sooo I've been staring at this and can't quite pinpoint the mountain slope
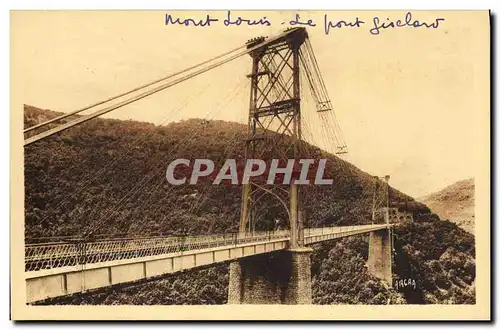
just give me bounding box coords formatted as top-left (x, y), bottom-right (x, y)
top-left (24, 105), bottom-right (428, 241)
top-left (419, 178), bottom-right (475, 233)
top-left (24, 105), bottom-right (475, 305)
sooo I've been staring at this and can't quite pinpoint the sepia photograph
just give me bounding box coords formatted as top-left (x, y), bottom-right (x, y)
top-left (10, 10), bottom-right (490, 320)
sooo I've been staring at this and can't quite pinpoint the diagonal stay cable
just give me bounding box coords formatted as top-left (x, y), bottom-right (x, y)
top-left (27, 83), bottom-right (212, 233)
top-left (24, 28), bottom-right (304, 146)
top-left (125, 79), bottom-right (249, 236)
top-left (23, 44), bottom-right (247, 133)
top-left (85, 79), bottom-right (249, 238)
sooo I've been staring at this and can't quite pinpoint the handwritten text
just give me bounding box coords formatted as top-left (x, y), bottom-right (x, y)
top-left (164, 11), bottom-right (446, 36)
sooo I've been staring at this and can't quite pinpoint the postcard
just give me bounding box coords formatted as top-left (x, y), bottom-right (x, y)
top-left (11, 10), bottom-right (490, 320)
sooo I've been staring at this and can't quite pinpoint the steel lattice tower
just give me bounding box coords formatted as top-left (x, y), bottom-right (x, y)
top-left (239, 28), bottom-right (307, 248)
top-left (371, 175), bottom-right (391, 224)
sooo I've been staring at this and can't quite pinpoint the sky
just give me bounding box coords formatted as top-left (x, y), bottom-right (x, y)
top-left (11, 10), bottom-right (489, 197)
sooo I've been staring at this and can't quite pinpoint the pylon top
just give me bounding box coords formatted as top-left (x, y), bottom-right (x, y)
top-left (245, 27), bottom-right (308, 52)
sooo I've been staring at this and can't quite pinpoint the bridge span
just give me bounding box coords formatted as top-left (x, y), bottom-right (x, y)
top-left (25, 224), bottom-right (392, 303)
top-left (22, 28), bottom-right (398, 305)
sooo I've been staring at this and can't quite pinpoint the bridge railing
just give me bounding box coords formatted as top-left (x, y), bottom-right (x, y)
top-left (304, 224), bottom-right (379, 237)
top-left (25, 230), bottom-right (291, 272)
top-left (25, 225), bottom-right (390, 272)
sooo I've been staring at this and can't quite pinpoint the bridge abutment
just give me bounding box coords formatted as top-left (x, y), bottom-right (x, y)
top-left (367, 229), bottom-right (392, 285)
top-left (227, 248), bottom-right (313, 304)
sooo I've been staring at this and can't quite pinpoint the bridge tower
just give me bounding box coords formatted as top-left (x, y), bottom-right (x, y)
top-left (371, 175), bottom-right (390, 225)
top-left (239, 28), bottom-right (306, 243)
top-left (367, 175), bottom-right (393, 286)
top-left (229, 28), bottom-right (313, 304)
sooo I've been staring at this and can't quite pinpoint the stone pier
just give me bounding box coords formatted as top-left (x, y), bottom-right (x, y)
top-left (228, 248), bottom-right (313, 304)
top-left (367, 229), bottom-right (392, 285)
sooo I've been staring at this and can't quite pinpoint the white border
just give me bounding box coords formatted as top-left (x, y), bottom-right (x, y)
top-left (4, 0), bottom-right (497, 328)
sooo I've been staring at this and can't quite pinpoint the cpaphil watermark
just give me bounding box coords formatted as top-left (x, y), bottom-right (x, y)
top-left (166, 158), bottom-right (334, 185)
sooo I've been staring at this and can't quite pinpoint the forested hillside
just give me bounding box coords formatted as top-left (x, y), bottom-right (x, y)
top-left (24, 105), bottom-right (475, 305)
top-left (24, 105), bottom-right (426, 241)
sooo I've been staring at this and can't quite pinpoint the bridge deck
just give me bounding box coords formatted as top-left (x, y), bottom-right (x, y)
top-left (25, 224), bottom-right (391, 303)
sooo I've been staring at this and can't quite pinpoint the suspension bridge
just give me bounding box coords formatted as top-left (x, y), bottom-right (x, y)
top-left (23, 27), bottom-right (404, 304)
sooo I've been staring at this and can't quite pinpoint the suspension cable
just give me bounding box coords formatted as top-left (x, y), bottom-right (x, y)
top-left (23, 45), bottom-right (247, 134)
top-left (24, 28), bottom-right (303, 146)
